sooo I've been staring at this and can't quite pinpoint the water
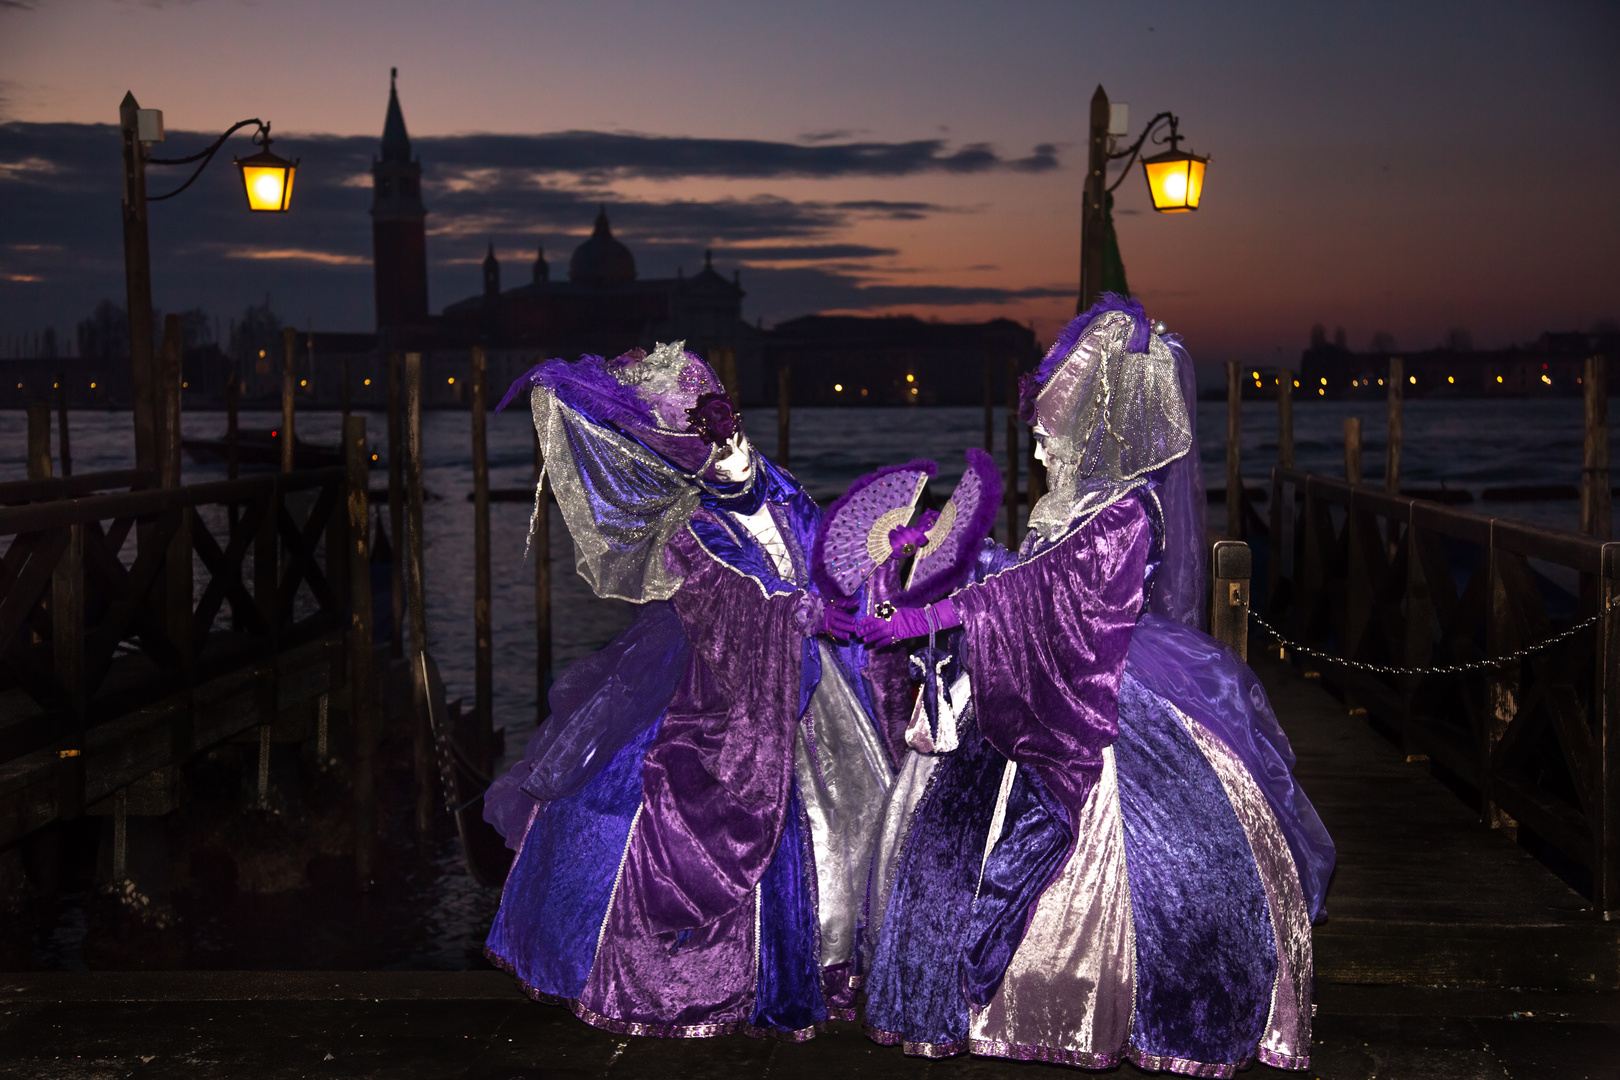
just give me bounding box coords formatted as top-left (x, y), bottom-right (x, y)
top-left (2, 397), bottom-right (1614, 967)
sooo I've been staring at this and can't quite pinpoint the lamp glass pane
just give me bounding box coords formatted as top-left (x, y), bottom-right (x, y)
top-left (1143, 157), bottom-right (1190, 211)
top-left (241, 164), bottom-right (289, 212)
top-left (1185, 158), bottom-right (1205, 209)
top-left (281, 164), bottom-right (296, 210)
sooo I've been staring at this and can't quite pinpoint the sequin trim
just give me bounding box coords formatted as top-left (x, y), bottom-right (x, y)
top-left (1257, 1045), bottom-right (1310, 1070)
top-left (1126, 1044), bottom-right (1251, 1078)
top-left (486, 946), bottom-right (829, 1042)
top-left (968, 1036), bottom-right (1124, 1069)
top-left (863, 1024), bottom-right (970, 1059)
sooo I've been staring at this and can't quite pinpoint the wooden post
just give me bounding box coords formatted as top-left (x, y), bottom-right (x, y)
top-left (343, 416), bottom-right (376, 887)
top-left (1005, 359), bottom-right (1020, 546)
top-left (280, 326), bottom-right (297, 474)
top-left (1344, 417), bottom-right (1363, 486)
top-left (404, 352), bottom-right (434, 841)
top-left (1582, 355), bottom-right (1611, 541)
top-left (119, 92), bottom-right (157, 480)
top-left (157, 314), bottom-right (182, 489)
top-left (1277, 370), bottom-right (1294, 470)
top-left (53, 521), bottom-right (86, 821)
top-left (1597, 541), bottom-right (1619, 914)
top-left (776, 364), bottom-right (791, 468)
top-left (55, 379), bottom-right (72, 478)
top-left (1386, 357), bottom-right (1404, 495)
top-left (1076, 85), bottom-right (1110, 314)
top-left (26, 403), bottom-right (51, 480)
top-left (225, 365), bottom-right (241, 480)
top-left (714, 346), bottom-right (739, 407)
top-left (470, 347), bottom-right (493, 754)
top-left (1211, 540), bottom-right (1251, 661)
top-left (387, 352), bottom-right (406, 660)
top-left (1226, 361), bottom-right (1244, 539)
top-left (534, 426), bottom-right (552, 726)
top-left (1484, 524), bottom-right (1518, 835)
top-left (983, 357), bottom-right (994, 453)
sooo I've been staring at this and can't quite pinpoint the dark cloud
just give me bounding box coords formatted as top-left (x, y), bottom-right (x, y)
top-left (0, 121), bottom-right (1054, 340)
top-left (420, 130), bottom-right (1063, 180)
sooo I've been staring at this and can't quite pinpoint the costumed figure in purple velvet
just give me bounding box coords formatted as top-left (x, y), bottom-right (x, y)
top-left (482, 342), bottom-right (893, 1039)
top-left (855, 298), bottom-right (1335, 1075)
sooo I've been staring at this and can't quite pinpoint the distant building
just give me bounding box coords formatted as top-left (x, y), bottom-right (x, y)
top-left (763, 315), bottom-right (1037, 407)
top-left (1219, 330), bottom-right (1620, 401)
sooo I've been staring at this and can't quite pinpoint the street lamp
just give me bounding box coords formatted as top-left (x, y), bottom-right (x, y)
top-left (119, 92), bottom-right (297, 480)
top-left (1075, 85), bottom-right (1210, 311)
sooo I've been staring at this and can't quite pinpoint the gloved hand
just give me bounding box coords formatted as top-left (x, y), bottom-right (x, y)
top-left (818, 602), bottom-right (858, 642)
top-left (856, 597), bottom-right (960, 648)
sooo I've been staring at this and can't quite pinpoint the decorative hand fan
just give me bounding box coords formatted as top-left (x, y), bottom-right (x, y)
top-left (891, 447), bottom-right (1002, 606)
top-left (810, 459), bottom-right (937, 603)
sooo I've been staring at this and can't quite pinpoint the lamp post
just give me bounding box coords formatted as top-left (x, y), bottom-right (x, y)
top-left (1076, 85), bottom-right (1209, 313)
top-left (118, 92), bottom-right (298, 477)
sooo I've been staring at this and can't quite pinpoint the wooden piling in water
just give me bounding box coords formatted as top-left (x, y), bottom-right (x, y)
top-left (225, 366), bottom-right (241, 480)
top-left (26, 403), bottom-right (50, 480)
top-left (158, 315), bottom-right (191, 665)
top-left (54, 379), bottom-right (71, 478)
top-left (404, 353), bottom-right (434, 841)
top-left (1582, 354), bottom-right (1611, 541)
top-left (281, 327), bottom-right (297, 474)
top-left (1344, 417), bottom-right (1363, 486)
top-left (343, 416), bottom-right (376, 887)
top-left (1226, 361), bottom-right (1244, 540)
top-left (983, 358), bottom-right (994, 453)
top-left (533, 426), bottom-right (552, 724)
top-left (470, 347), bottom-right (493, 749)
top-left (387, 352), bottom-right (406, 661)
top-left (1006, 359), bottom-right (1020, 546)
top-left (777, 364), bottom-right (791, 469)
top-left (1386, 357), bottom-right (1404, 494)
top-left (1277, 369), bottom-right (1294, 470)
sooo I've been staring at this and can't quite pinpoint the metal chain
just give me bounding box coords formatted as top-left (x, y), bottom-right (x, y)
top-left (1246, 598), bottom-right (1617, 679)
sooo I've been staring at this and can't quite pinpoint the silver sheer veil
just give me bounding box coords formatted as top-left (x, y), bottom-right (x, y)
top-left (1027, 309), bottom-right (1194, 544)
top-left (531, 384), bottom-right (700, 604)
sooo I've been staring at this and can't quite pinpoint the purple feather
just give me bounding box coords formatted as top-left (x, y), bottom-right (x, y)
top-left (1034, 292), bottom-right (1151, 383)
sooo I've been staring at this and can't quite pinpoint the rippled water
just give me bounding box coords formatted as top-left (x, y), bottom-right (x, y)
top-left (2, 396), bottom-right (1613, 967)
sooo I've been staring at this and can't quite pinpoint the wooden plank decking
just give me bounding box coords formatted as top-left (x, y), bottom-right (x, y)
top-left (1252, 651), bottom-right (1620, 991)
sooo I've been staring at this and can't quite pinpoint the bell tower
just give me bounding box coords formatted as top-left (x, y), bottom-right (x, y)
top-left (371, 68), bottom-right (429, 337)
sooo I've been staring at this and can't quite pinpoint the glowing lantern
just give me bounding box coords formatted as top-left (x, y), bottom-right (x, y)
top-left (1141, 146), bottom-right (1208, 213)
top-left (235, 131), bottom-right (298, 213)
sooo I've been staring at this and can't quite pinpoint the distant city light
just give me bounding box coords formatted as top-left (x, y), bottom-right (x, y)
top-left (300, 379), bottom-right (307, 387)
top-left (1447, 376), bottom-right (1455, 384)
top-left (1542, 374), bottom-right (1552, 385)
top-left (1409, 376), bottom-right (1416, 384)
top-left (1319, 378), bottom-right (1327, 385)
top-left (910, 387), bottom-right (919, 395)
top-left (364, 378), bottom-right (371, 386)
top-left (905, 374), bottom-right (915, 383)
top-left (1318, 388), bottom-right (1325, 396)
top-left (90, 382), bottom-right (96, 389)
top-left (1293, 380), bottom-right (1300, 388)
top-left (1497, 375), bottom-right (1504, 383)
top-left (1378, 379), bottom-right (1384, 385)
top-left (860, 388), bottom-right (868, 397)
top-left (834, 383), bottom-right (843, 392)
top-left (448, 377), bottom-right (455, 385)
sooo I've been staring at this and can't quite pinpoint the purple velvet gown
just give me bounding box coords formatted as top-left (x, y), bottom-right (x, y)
top-left (485, 459), bottom-right (894, 1039)
top-left (863, 490), bottom-right (1332, 1075)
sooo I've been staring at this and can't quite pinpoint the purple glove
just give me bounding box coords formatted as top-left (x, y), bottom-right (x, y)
top-left (818, 602), bottom-right (858, 642)
top-left (856, 597), bottom-right (960, 648)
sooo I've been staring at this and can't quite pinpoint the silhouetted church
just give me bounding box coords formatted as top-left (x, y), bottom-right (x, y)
top-left (371, 71), bottom-right (749, 372)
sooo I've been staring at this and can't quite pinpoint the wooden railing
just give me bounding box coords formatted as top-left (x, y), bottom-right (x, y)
top-left (1264, 465), bottom-right (1620, 911)
top-left (0, 465), bottom-right (357, 849)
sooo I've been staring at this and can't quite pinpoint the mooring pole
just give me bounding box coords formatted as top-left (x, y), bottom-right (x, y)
top-left (534, 424), bottom-right (552, 725)
top-left (1226, 361), bottom-right (1244, 540)
top-left (470, 346), bottom-right (493, 757)
top-left (343, 416), bottom-right (376, 886)
top-left (55, 378), bottom-right (72, 478)
top-left (1076, 84), bottom-right (1110, 315)
top-left (119, 92), bottom-right (157, 481)
top-left (280, 326), bottom-right (297, 474)
top-left (157, 315), bottom-right (183, 489)
top-left (1386, 356), bottom-right (1404, 495)
top-left (404, 353), bottom-right (433, 841)
top-left (1344, 417), bottom-right (1364, 486)
top-left (26, 403), bottom-right (51, 480)
top-left (1277, 369), bottom-right (1294, 470)
top-left (1005, 358), bottom-right (1020, 546)
top-left (777, 363), bottom-right (791, 469)
top-left (387, 352), bottom-right (406, 660)
top-left (983, 357), bottom-right (994, 453)
top-left (1582, 354), bottom-right (1611, 541)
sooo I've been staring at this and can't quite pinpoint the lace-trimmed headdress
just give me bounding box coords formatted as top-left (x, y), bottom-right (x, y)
top-left (1022, 295), bottom-right (1208, 629)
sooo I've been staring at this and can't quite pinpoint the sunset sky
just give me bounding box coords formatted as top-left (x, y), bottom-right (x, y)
top-left (2, 0), bottom-right (1616, 367)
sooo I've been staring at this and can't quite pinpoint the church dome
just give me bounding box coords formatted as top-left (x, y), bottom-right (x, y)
top-left (569, 206), bottom-right (636, 286)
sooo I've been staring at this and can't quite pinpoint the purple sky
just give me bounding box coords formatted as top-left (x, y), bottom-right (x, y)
top-left (2, 0), bottom-right (1616, 365)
